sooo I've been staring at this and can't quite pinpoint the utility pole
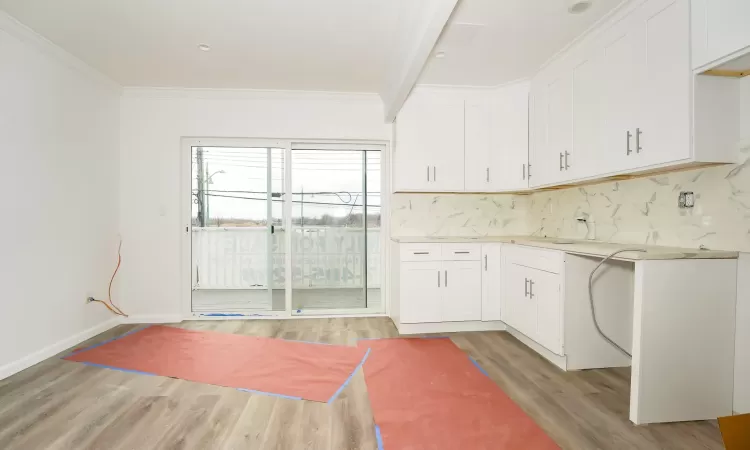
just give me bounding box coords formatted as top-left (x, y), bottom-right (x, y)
top-left (300, 186), bottom-right (304, 228)
top-left (196, 147), bottom-right (206, 227)
top-left (205, 162), bottom-right (210, 226)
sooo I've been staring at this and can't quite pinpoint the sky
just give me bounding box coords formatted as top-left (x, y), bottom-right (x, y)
top-left (191, 147), bottom-right (381, 227)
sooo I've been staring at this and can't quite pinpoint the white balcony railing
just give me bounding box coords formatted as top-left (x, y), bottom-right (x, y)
top-left (191, 227), bottom-right (380, 290)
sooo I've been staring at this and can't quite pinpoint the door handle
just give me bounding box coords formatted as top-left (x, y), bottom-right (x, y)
top-left (445, 270), bottom-right (448, 287)
top-left (437, 270), bottom-right (440, 287)
top-left (636, 128), bottom-right (642, 153)
top-left (524, 278), bottom-right (529, 297)
top-left (559, 153), bottom-right (564, 171)
top-left (529, 279), bottom-right (535, 298)
top-left (484, 254), bottom-right (488, 271)
top-left (427, 165), bottom-right (430, 182)
top-left (626, 130), bottom-right (632, 155)
top-left (486, 167), bottom-right (490, 182)
top-left (565, 151), bottom-right (570, 170)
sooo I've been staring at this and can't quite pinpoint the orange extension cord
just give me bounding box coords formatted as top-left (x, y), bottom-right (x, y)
top-left (91, 238), bottom-right (128, 317)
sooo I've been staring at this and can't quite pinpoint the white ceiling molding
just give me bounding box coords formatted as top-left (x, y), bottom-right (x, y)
top-left (379, 0), bottom-right (460, 123)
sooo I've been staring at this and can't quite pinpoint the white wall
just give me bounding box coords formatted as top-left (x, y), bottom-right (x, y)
top-left (119, 88), bottom-right (390, 319)
top-left (0, 14), bottom-right (121, 377)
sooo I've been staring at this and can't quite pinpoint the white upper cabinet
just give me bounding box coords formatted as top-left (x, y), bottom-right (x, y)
top-left (393, 92), bottom-right (464, 192)
top-left (691, 0), bottom-right (750, 69)
top-left (465, 82), bottom-right (530, 192)
top-left (569, 48), bottom-right (602, 180)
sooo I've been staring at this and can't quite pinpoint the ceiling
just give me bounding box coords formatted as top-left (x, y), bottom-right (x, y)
top-left (420, 0), bottom-right (624, 86)
top-left (1, 0), bottom-right (625, 91)
top-left (0, 0), bottom-right (430, 92)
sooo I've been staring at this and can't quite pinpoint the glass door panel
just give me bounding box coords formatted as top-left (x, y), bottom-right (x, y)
top-left (190, 146), bottom-right (285, 313)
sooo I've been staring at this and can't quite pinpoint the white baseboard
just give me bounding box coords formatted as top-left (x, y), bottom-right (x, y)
top-left (0, 317), bottom-right (121, 381)
top-left (506, 326), bottom-right (568, 371)
top-left (121, 314), bottom-right (184, 324)
top-left (397, 320), bottom-right (507, 335)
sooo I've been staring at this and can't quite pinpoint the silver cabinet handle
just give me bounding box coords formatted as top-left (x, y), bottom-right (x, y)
top-left (565, 151), bottom-right (570, 170)
top-left (454, 251), bottom-right (470, 254)
top-left (522, 164), bottom-right (526, 180)
top-left (413, 251), bottom-right (429, 255)
top-left (626, 130), bottom-right (632, 155)
top-left (438, 270), bottom-right (440, 287)
top-left (445, 270), bottom-right (448, 287)
top-left (484, 254), bottom-right (488, 271)
top-left (524, 278), bottom-right (529, 297)
top-left (529, 279), bottom-right (535, 298)
top-left (528, 164), bottom-right (532, 178)
top-left (636, 128), bottom-right (642, 153)
top-left (433, 166), bottom-right (436, 181)
top-left (486, 167), bottom-right (490, 182)
top-left (559, 153), bottom-right (564, 171)
top-left (427, 165), bottom-right (430, 182)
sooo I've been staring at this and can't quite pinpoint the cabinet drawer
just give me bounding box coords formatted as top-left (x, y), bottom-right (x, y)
top-left (400, 243), bottom-right (442, 261)
top-left (503, 244), bottom-right (563, 274)
top-left (440, 243), bottom-right (481, 261)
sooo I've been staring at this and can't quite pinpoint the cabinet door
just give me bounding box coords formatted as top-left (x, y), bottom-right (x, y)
top-left (531, 69), bottom-right (572, 187)
top-left (393, 95), bottom-right (433, 191)
top-left (442, 260), bottom-right (482, 322)
top-left (431, 101), bottom-right (466, 192)
top-left (599, 14), bottom-right (640, 173)
top-left (528, 268), bottom-right (563, 355)
top-left (692, 0), bottom-right (750, 69)
top-left (502, 263), bottom-right (537, 337)
top-left (570, 51), bottom-right (602, 180)
top-left (464, 101), bottom-right (492, 192)
top-left (635, 0), bottom-right (691, 167)
top-left (481, 244), bottom-right (503, 321)
top-left (400, 261), bottom-right (442, 323)
top-left (490, 82), bottom-right (530, 191)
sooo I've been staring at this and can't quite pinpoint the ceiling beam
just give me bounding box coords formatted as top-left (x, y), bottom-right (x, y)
top-left (379, 0), bottom-right (459, 123)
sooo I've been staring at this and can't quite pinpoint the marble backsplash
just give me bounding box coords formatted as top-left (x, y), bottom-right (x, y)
top-left (392, 146), bottom-right (750, 252)
top-left (391, 194), bottom-right (529, 237)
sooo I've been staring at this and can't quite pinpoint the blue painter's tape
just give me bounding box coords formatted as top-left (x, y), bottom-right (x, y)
top-left (80, 362), bottom-right (157, 377)
top-left (66, 325), bottom-right (151, 357)
top-left (327, 347), bottom-right (372, 404)
top-left (469, 356), bottom-right (490, 378)
top-left (375, 425), bottom-right (384, 450)
top-left (237, 388), bottom-right (302, 401)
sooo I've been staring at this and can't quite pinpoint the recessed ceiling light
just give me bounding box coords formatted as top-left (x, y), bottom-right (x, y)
top-left (568, 0), bottom-right (592, 14)
top-left (198, 43), bottom-right (211, 52)
top-left (435, 52), bottom-right (446, 59)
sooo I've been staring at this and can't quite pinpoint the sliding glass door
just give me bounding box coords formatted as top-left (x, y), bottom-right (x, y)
top-left (190, 145), bottom-right (286, 313)
top-left (290, 145), bottom-right (382, 314)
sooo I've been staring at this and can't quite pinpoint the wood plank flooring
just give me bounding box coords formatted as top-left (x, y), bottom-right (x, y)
top-left (0, 318), bottom-right (725, 449)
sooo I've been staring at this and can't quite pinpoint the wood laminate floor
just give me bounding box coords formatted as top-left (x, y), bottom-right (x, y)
top-left (0, 318), bottom-right (724, 449)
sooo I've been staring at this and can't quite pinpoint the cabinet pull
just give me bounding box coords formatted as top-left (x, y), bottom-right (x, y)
top-left (486, 167), bottom-right (490, 182)
top-left (412, 251), bottom-right (429, 255)
top-left (524, 278), bottom-right (529, 297)
top-left (565, 151), bottom-right (570, 170)
top-left (445, 270), bottom-right (448, 287)
top-left (559, 153), bottom-right (564, 171)
top-left (484, 254), bottom-right (487, 271)
top-left (454, 251), bottom-right (470, 254)
top-left (636, 128), bottom-right (642, 153)
top-left (522, 164), bottom-right (526, 180)
top-left (626, 130), bottom-right (632, 155)
top-left (433, 166), bottom-right (436, 182)
top-left (528, 164), bottom-right (532, 178)
top-left (427, 165), bottom-right (430, 182)
top-left (529, 279), bottom-right (535, 298)
top-left (437, 270), bottom-right (440, 287)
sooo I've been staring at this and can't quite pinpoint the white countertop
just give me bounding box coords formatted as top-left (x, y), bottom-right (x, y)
top-left (391, 236), bottom-right (738, 261)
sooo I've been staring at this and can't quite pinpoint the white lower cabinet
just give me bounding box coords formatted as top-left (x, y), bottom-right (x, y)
top-left (398, 243), bottom-right (497, 325)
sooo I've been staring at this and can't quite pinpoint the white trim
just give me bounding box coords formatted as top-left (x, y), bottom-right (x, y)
top-left (0, 11), bottom-right (121, 92)
top-left (396, 320), bottom-right (507, 335)
top-left (0, 318), bottom-right (121, 381)
top-left (188, 312), bottom-right (389, 320)
top-left (122, 87), bottom-right (381, 102)
top-left (506, 326), bottom-right (569, 371)
top-left (122, 315), bottom-right (184, 324)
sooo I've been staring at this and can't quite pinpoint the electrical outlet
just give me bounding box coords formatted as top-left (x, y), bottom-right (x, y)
top-left (86, 296), bottom-right (95, 303)
top-left (678, 191), bottom-right (695, 208)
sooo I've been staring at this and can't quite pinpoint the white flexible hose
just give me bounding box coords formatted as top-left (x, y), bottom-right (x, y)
top-left (588, 248), bottom-right (648, 358)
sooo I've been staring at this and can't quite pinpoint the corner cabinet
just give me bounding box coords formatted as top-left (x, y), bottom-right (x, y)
top-left (393, 83), bottom-right (530, 194)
